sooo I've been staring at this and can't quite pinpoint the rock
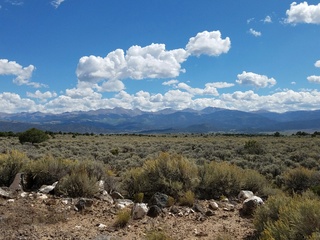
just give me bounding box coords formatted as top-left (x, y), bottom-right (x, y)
top-left (132, 203), bottom-right (148, 220)
top-left (95, 190), bottom-right (114, 204)
top-left (223, 203), bottom-right (235, 211)
top-left (170, 206), bottom-right (180, 214)
top-left (205, 210), bottom-right (215, 216)
top-left (238, 190), bottom-right (254, 201)
top-left (148, 192), bottom-right (169, 208)
top-left (9, 172), bottom-right (24, 192)
top-left (110, 191), bottom-right (124, 200)
top-left (7, 199), bottom-right (15, 203)
top-left (242, 196), bottom-right (264, 216)
top-left (39, 181), bottom-right (58, 194)
top-left (221, 197), bottom-right (229, 203)
top-left (147, 205), bottom-right (162, 218)
top-left (0, 187), bottom-right (11, 199)
top-left (75, 198), bottom-right (94, 211)
top-left (208, 201), bottom-right (219, 210)
top-left (193, 203), bottom-right (205, 214)
top-left (97, 180), bottom-right (105, 192)
top-left (115, 199), bottom-right (133, 209)
top-left (97, 223), bottom-right (107, 229)
top-left (20, 192), bottom-right (28, 198)
top-left (36, 193), bottom-right (48, 200)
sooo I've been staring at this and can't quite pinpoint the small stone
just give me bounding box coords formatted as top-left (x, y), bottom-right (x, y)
top-left (208, 201), bottom-right (219, 210)
top-left (147, 205), bottom-right (162, 218)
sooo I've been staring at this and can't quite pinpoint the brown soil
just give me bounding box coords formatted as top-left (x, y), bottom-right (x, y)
top-left (0, 193), bottom-right (255, 240)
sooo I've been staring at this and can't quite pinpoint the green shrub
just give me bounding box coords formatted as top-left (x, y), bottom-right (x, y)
top-left (24, 156), bottom-right (75, 189)
top-left (197, 161), bottom-right (242, 199)
top-left (242, 140), bottom-right (265, 155)
top-left (134, 192), bottom-right (144, 203)
top-left (0, 150), bottom-right (27, 186)
top-left (282, 167), bottom-right (316, 194)
top-left (178, 190), bottom-right (195, 207)
top-left (114, 209), bottom-right (131, 228)
top-left (123, 152), bottom-right (199, 199)
top-left (18, 128), bottom-right (49, 144)
top-left (254, 192), bottom-right (320, 240)
top-left (56, 166), bottom-right (98, 198)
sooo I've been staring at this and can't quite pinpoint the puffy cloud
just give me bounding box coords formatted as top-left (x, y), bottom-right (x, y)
top-left (76, 30), bottom-right (231, 93)
top-left (249, 28), bottom-right (261, 37)
top-left (263, 16), bottom-right (272, 23)
top-left (0, 59), bottom-right (45, 87)
top-left (125, 44), bottom-right (188, 79)
top-left (162, 79), bottom-right (179, 86)
top-left (26, 90), bottom-right (57, 101)
top-left (236, 71), bottom-right (276, 88)
top-left (76, 45), bottom-right (188, 91)
top-left (315, 60), bottom-right (320, 68)
top-left (307, 75), bottom-right (320, 84)
top-left (0, 92), bottom-right (39, 113)
top-left (51, 0), bottom-right (65, 9)
top-left (285, 2), bottom-right (320, 24)
top-left (186, 31), bottom-right (231, 57)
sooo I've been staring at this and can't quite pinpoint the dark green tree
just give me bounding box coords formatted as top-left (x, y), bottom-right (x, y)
top-left (19, 128), bottom-right (49, 144)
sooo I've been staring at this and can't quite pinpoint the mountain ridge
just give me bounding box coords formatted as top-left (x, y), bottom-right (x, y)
top-left (1, 107), bottom-right (320, 133)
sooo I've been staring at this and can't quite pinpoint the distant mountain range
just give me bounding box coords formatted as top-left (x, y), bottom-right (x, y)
top-left (1, 107), bottom-right (320, 134)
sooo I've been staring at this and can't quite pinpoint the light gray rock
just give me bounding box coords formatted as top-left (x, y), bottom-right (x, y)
top-left (9, 172), bottom-right (24, 192)
top-left (95, 190), bottom-right (114, 204)
top-left (0, 187), bottom-right (11, 199)
top-left (39, 181), bottom-right (58, 194)
top-left (238, 190), bottom-right (254, 201)
top-left (110, 191), bottom-right (124, 200)
top-left (208, 201), bottom-right (219, 210)
top-left (132, 203), bottom-right (148, 220)
top-left (115, 199), bottom-right (133, 209)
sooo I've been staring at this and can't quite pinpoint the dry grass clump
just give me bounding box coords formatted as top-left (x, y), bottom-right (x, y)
top-left (145, 229), bottom-right (173, 240)
top-left (113, 208), bottom-right (131, 228)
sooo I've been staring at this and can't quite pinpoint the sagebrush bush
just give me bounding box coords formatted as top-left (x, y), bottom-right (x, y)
top-left (0, 150), bottom-right (27, 186)
top-left (123, 152), bottom-right (199, 199)
top-left (197, 161), bottom-right (243, 199)
top-left (282, 167), bottom-right (318, 194)
top-left (24, 156), bottom-right (75, 190)
top-left (241, 140), bottom-right (265, 155)
top-left (255, 192), bottom-right (320, 240)
top-left (56, 165), bottom-right (98, 197)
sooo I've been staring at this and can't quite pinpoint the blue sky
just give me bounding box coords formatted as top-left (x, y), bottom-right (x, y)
top-left (1, 0), bottom-right (320, 113)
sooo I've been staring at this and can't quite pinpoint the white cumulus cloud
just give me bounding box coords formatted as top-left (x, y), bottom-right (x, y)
top-left (27, 90), bottom-right (57, 101)
top-left (236, 71), bottom-right (276, 88)
top-left (285, 2), bottom-right (320, 24)
top-left (76, 30), bottom-right (231, 93)
top-left (186, 30), bottom-right (231, 57)
top-left (0, 59), bottom-right (44, 87)
top-left (76, 45), bottom-right (188, 91)
top-left (315, 60), bottom-right (320, 68)
top-left (307, 75), bottom-right (320, 84)
top-left (249, 28), bottom-right (262, 37)
top-left (263, 15), bottom-right (272, 23)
